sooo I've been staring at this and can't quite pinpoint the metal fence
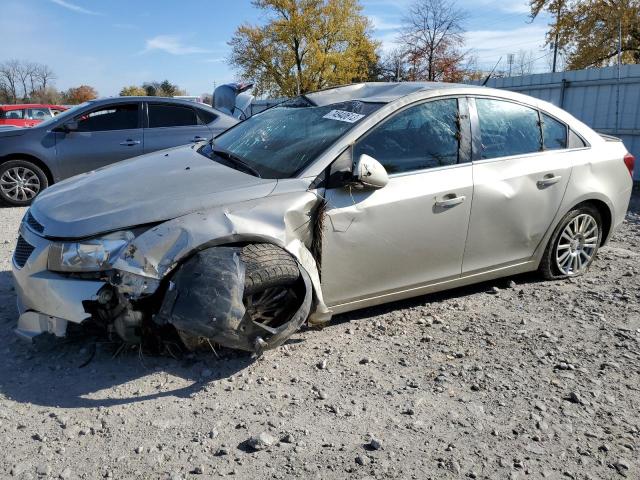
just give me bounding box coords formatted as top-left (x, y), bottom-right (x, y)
top-left (474, 65), bottom-right (640, 180)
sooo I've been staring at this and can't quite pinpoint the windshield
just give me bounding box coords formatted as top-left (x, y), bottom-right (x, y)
top-left (199, 98), bottom-right (382, 178)
top-left (38, 102), bottom-right (90, 128)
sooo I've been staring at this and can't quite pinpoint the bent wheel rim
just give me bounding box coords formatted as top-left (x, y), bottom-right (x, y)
top-left (0, 166), bottom-right (41, 202)
top-left (245, 287), bottom-right (298, 328)
top-left (555, 213), bottom-right (598, 275)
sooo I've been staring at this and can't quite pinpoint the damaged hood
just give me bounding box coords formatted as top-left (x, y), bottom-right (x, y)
top-left (30, 145), bottom-right (278, 239)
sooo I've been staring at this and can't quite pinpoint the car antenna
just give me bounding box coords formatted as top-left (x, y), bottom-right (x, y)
top-left (482, 56), bottom-right (502, 86)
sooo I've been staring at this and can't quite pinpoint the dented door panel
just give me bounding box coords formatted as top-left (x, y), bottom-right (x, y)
top-left (463, 152), bottom-right (572, 273)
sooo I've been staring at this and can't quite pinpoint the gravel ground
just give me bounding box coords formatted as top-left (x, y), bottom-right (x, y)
top-left (0, 192), bottom-right (638, 480)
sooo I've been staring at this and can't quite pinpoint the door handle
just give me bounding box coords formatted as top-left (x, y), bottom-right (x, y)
top-left (537, 174), bottom-right (562, 188)
top-left (435, 194), bottom-right (466, 208)
top-left (190, 136), bottom-right (207, 142)
top-left (120, 139), bottom-right (141, 146)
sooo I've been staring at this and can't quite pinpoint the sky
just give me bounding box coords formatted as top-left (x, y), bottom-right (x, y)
top-left (0, 0), bottom-right (554, 97)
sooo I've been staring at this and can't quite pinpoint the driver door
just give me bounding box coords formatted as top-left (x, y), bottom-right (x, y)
top-left (320, 97), bottom-right (474, 309)
top-left (55, 102), bottom-right (143, 178)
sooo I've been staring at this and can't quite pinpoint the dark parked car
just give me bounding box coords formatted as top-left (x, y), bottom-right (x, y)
top-left (0, 97), bottom-right (238, 206)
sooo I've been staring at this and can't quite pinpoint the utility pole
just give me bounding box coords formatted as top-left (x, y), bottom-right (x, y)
top-left (552, 2), bottom-right (562, 73)
top-left (615, 14), bottom-right (622, 133)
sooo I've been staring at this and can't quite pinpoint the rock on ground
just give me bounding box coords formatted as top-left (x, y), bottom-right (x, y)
top-left (0, 192), bottom-right (638, 479)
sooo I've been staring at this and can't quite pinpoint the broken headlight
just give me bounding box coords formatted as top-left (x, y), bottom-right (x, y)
top-left (48, 231), bottom-right (134, 273)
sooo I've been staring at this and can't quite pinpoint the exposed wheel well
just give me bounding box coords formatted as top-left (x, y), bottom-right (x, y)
top-left (574, 199), bottom-right (612, 244)
top-left (0, 154), bottom-right (54, 185)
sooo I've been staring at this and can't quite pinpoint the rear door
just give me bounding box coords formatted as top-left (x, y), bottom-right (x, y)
top-left (143, 102), bottom-right (212, 153)
top-left (54, 102), bottom-right (143, 178)
top-left (462, 97), bottom-right (573, 273)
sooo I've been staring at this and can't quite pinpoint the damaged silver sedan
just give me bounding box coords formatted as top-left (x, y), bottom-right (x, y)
top-left (12, 82), bottom-right (635, 353)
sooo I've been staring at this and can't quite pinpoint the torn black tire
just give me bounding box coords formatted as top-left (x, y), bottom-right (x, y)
top-left (241, 243), bottom-right (300, 295)
top-left (155, 244), bottom-right (311, 353)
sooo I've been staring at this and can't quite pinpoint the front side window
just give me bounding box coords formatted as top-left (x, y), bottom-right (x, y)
top-left (476, 98), bottom-right (542, 159)
top-left (354, 99), bottom-right (460, 174)
top-left (26, 108), bottom-right (52, 120)
top-left (200, 98), bottom-right (382, 178)
top-left (541, 113), bottom-right (567, 150)
top-left (148, 104), bottom-right (200, 128)
top-left (76, 104), bottom-right (139, 132)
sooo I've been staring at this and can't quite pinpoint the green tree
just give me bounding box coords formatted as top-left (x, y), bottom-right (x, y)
top-left (229, 0), bottom-right (379, 97)
top-left (142, 80), bottom-right (186, 97)
top-left (119, 85), bottom-right (147, 96)
top-left (531, 0), bottom-right (640, 69)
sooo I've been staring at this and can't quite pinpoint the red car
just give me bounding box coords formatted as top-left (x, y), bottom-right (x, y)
top-left (0, 104), bottom-right (67, 128)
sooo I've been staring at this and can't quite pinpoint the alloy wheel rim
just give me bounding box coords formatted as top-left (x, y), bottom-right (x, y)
top-left (0, 166), bottom-right (41, 202)
top-left (555, 213), bottom-right (599, 275)
top-left (245, 287), bottom-right (297, 328)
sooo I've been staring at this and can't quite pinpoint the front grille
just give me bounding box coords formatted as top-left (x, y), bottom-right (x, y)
top-left (25, 210), bottom-right (44, 233)
top-left (14, 235), bottom-right (35, 268)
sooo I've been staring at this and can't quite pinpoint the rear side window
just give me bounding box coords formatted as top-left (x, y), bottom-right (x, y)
top-left (148, 104), bottom-right (200, 128)
top-left (196, 108), bottom-right (217, 124)
top-left (568, 129), bottom-right (587, 148)
top-left (1, 109), bottom-right (24, 119)
top-left (541, 113), bottom-right (567, 150)
top-left (76, 104), bottom-right (139, 132)
top-left (354, 98), bottom-right (460, 174)
top-left (476, 98), bottom-right (542, 159)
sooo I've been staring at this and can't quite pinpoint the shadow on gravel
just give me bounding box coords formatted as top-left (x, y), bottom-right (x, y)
top-left (0, 268), bottom-right (254, 409)
top-left (331, 271), bottom-right (545, 325)
top-left (0, 190), bottom-right (637, 409)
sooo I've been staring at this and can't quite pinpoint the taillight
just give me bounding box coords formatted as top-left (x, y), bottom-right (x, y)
top-left (623, 153), bottom-right (635, 178)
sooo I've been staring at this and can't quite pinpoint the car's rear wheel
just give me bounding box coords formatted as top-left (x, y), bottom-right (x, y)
top-left (539, 205), bottom-right (602, 279)
top-left (0, 160), bottom-right (48, 206)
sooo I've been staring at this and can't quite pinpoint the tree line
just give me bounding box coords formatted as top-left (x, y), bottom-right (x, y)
top-left (229, 0), bottom-right (640, 97)
top-left (2, 0), bottom-right (638, 103)
top-left (0, 59), bottom-right (99, 105)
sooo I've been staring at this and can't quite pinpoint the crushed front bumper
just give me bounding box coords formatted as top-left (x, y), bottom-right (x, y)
top-left (12, 224), bottom-right (105, 340)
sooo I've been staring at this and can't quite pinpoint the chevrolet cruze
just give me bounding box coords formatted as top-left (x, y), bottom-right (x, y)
top-left (12, 82), bottom-right (634, 353)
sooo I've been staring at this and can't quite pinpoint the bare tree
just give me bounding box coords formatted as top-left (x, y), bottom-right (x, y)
top-left (379, 48), bottom-right (409, 82)
top-left (399, 0), bottom-right (467, 81)
top-left (34, 63), bottom-right (56, 91)
top-left (16, 62), bottom-right (34, 101)
top-left (514, 49), bottom-right (534, 76)
top-left (0, 60), bottom-right (21, 103)
top-left (0, 60), bottom-right (58, 103)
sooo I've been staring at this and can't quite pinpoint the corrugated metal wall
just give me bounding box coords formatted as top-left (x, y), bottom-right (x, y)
top-left (476, 65), bottom-right (640, 179)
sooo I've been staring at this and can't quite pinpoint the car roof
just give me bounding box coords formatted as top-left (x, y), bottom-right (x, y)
top-left (305, 82), bottom-right (478, 105)
top-left (87, 96), bottom-right (213, 108)
top-left (83, 96), bottom-right (233, 119)
top-left (0, 104), bottom-right (66, 110)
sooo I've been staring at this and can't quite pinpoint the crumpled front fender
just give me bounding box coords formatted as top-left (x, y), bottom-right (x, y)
top-left (111, 189), bottom-right (331, 325)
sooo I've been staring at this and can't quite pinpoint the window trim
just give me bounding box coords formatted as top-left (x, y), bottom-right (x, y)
top-left (469, 95), bottom-right (591, 164)
top-left (350, 95), bottom-right (472, 178)
top-left (73, 102), bottom-right (142, 132)
top-left (144, 101), bottom-right (204, 129)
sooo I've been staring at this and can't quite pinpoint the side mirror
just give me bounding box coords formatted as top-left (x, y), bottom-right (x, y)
top-left (353, 154), bottom-right (389, 189)
top-left (63, 120), bottom-right (79, 132)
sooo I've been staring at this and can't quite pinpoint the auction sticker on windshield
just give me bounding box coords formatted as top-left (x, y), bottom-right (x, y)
top-left (322, 110), bottom-right (365, 123)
